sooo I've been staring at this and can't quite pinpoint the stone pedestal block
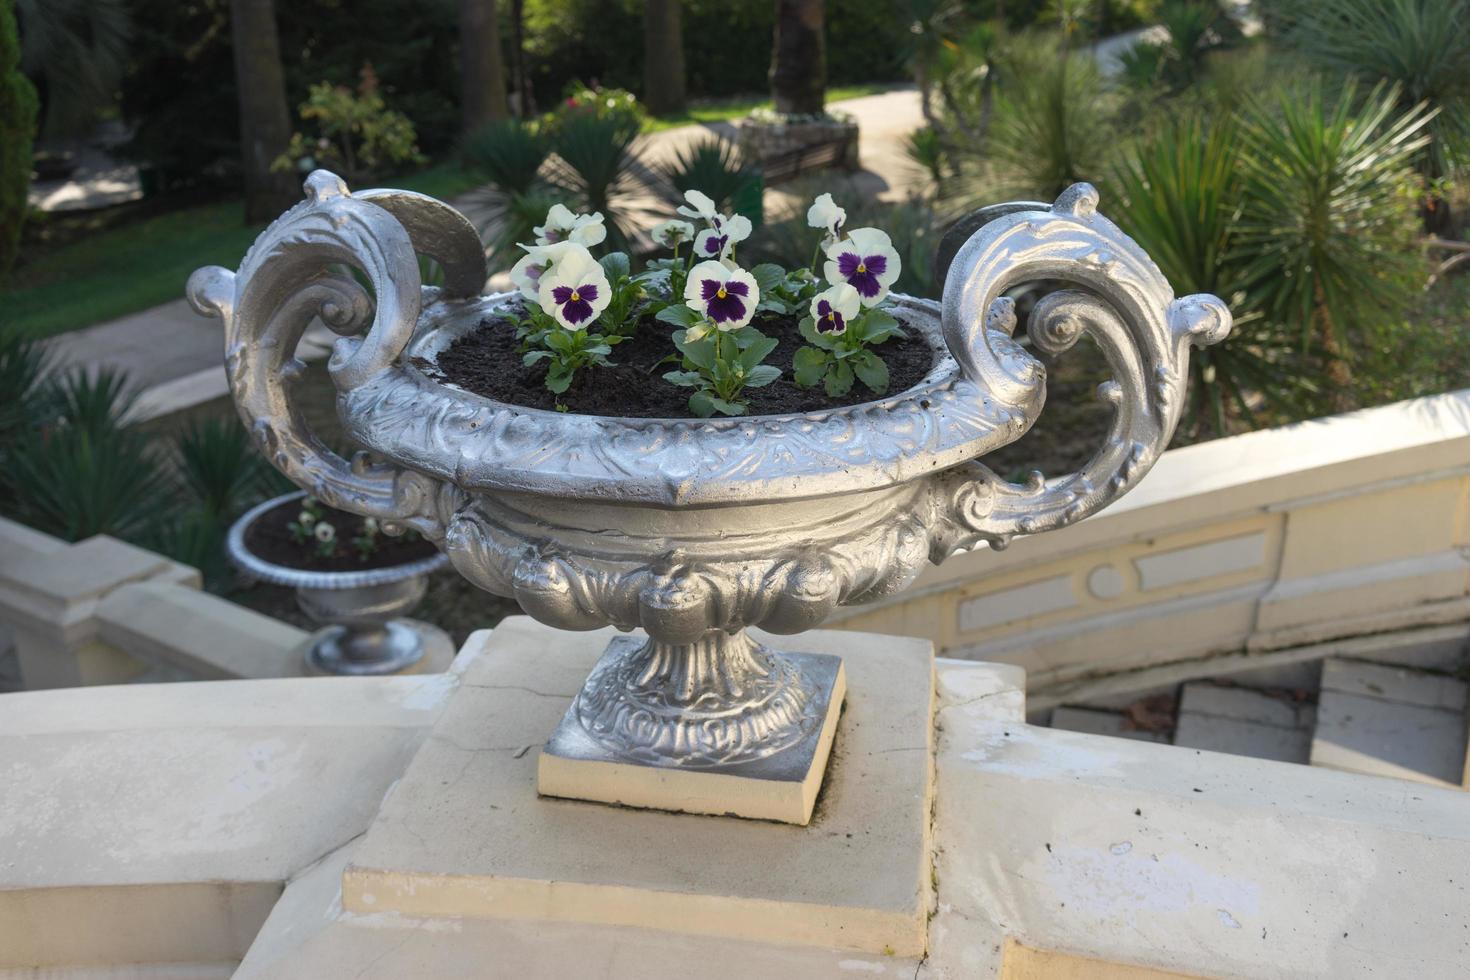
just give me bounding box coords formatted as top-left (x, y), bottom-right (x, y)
top-left (341, 617), bottom-right (936, 957)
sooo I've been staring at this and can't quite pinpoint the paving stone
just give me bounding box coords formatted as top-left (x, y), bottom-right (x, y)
top-left (1312, 657), bottom-right (1467, 786)
top-left (1048, 706), bottom-right (1169, 743)
top-left (1173, 712), bottom-right (1314, 763)
top-left (1321, 658), bottom-right (1468, 711)
top-left (1178, 681), bottom-right (1311, 728)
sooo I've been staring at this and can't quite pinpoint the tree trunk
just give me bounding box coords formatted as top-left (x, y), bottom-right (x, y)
top-left (229, 0), bottom-right (297, 222)
top-left (770, 0), bottom-right (825, 116)
top-left (508, 0), bottom-right (533, 118)
top-left (459, 0), bottom-right (508, 136)
top-left (642, 0), bottom-right (686, 116)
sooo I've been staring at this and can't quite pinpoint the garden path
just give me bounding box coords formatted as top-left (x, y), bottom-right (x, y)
top-left (45, 88), bottom-right (925, 423)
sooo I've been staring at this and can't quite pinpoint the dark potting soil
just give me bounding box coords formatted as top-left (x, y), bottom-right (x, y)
top-left (426, 304), bottom-right (937, 418)
top-left (243, 497), bottom-right (440, 574)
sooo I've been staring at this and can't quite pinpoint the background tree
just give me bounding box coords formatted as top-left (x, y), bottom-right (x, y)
top-left (15, 0), bottom-right (131, 140)
top-left (0, 0), bottom-right (36, 275)
top-left (770, 0), bottom-right (825, 115)
top-left (642, 0), bottom-right (687, 116)
top-left (229, 0), bottom-right (297, 222)
top-left (459, 0), bottom-right (508, 136)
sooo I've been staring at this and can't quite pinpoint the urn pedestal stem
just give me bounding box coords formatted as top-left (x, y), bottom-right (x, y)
top-left (539, 630), bottom-right (847, 825)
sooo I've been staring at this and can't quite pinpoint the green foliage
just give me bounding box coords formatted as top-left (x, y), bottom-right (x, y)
top-left (659, 138), bottom-right (760, 219)
top-left (463, 119), bottom-right (548, 195)
top-left (522, 325), bottom-right (620, 397)
top-left (521, 0), bottom-right (905, 108)
top-left (173, 416), bottom-right (281, 522)
top-left (0, 0), bottom-right (37, 275)
top-left (1110, 114), bottom-right (1302, 435)
top-left (546, 83), bottom-right (647, 135)
top-left (546, 113), bottom-right (643, 250)
top-left (1234, 81), bottom-right (1430, 365)
top-left (1270, 0), bottom-right (1470, 182)
top-left (462, 119), bottom-right (563, 271)
top-left (903, 126), bottom-right (947, 187)
top-left (951, 34), bottom-right (1117, 202)
top-left (274, 68), bottom-right (426, 182)
top-left (2, 370), bottom-right (169, 543)
top-left (0, 320), bottom-right (52, 447)
top-left (793, 307), bottom-right (907, 397)
top-left (661, 319), bottom-right (781, 417)
top-left (15, 0), bottom-right (131, 139)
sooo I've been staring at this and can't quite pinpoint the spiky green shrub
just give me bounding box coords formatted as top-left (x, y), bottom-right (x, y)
top-left (1235, 82), bottom-right (1431, 383)
top-left (0, 0), bottom-right (38, 275)
top-left (546, 113), bottom-right (644, 251)
top-left (1272, 0), bottom-right (1470, 183)
top-left (1110, 114), bottom-right (1306, 436)
top-left (659, 137), bottom-right (760, 219)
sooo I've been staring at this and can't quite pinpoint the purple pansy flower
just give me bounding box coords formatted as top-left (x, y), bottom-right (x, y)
top-left (809, 284), bottom-right (861, 335)
top-left (685, 260), bottom-right (759, 330)
top-left (510, 241), bottom-right (577, 301)
top-left (823, 227), bottom-right (901, 307)
top-left (537, 245), bottom-right (611, 329)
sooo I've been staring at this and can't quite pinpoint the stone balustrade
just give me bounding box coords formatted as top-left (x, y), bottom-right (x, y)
top-left (833, 390), bottom-right (1470, 709)
top-left (1, 622), bottom-right (1466, 977)
top-left (0, 518), bottom-right (308, 687)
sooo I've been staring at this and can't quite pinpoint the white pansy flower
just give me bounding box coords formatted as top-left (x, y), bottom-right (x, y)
top-left (297, 510), bottom-right (316, 528)
top-left (651, 219), bottom-right (696, 248)
top-left (809, 283), bottom-right (861, 335)
top-left (534, 203), bottom-right (607, 247)
top-left (676, 189), bottom-right (719, 222)
top-left (510, 241), bottom-right (579, 301)
top-left (314, 522), bottom-right (336, 543)
top-left (823, 227), bottom-right (902, 307)
top-left (806, 192), bottom-right (846, 244)
top-left (693, 213), bottom-right (753, 262)
top-left (537, 244), bottom-right (612, 330)
top-left (684, 260), bottom-right (759, 331)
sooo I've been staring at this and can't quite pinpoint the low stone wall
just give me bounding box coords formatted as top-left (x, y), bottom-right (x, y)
top-left (832, 390), bottom-right (1470, 707)
top-left (0, 519), bottom-right (307, 688)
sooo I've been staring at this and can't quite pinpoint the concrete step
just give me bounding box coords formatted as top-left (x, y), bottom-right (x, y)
top-left (1048, 706), bottom-right (1170, 744)
top-left (1309, 658), bottom-right (1468, 788)
top-left (1172, 682), bottom-right (1315, 764)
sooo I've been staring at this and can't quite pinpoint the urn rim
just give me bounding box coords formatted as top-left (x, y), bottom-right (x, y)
top-left (226, 491), bottom-right (449, 590)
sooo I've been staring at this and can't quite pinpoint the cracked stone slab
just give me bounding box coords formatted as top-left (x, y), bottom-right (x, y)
top-left (342, 617), bottom-right (935, 957)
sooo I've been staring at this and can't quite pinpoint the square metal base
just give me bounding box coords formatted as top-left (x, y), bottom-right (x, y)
top-left (538, 640), bottom-right (846, 825)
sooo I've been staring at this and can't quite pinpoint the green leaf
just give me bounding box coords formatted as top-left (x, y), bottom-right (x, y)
top-left (688, 391), bottom-right (717, 417)
top-left (798, 316), bottom-right (836, 349)
top-left (707, 396), bottom-right (746, 416)
top-left (825, 360), bottom-right (854, 397)
top-left (745, 364), bottom-right (781, 388)
top-left (751, 263), bottom-right (785, 296)
top-left (855, 308), bottom-right (903, 344)
top-left (680, 337), bottom-right (716, 371)
top-left (851, 350), bottom-right (890, 393)
top-left (545, 367), bottom-right (573, 394)
top-left (599, 252), bottom-right (631, 283)
top-left (656, 304), bottom-right (700, 329)
top-left (739, 335), bottom-right (778, 371)
top-left (545, 330), bottom-right (573, 352)
top-left (522, 350), bottom-right (552, 365)
top-left (662, 370), bottom-right (701, 388)
top-left (793, 346), bottom-right (830, 387)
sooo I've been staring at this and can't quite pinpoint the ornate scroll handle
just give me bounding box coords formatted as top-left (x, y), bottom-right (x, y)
top-left (185, 170), bottom-right (484, 534)
top-left (932, 183), bottom-right (1232, 555)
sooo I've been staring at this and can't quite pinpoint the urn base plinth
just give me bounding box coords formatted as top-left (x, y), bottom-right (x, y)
top-left (537, 631), bottom-right (846, 825)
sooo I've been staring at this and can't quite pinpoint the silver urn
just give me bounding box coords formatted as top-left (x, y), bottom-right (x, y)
top-left (188, 171), bottom-right (1229, 811)
top-left (226, 490), bottom-right (448, 675)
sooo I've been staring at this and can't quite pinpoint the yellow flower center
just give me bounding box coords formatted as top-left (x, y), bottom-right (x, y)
top-left (717, 287), bottom-right (727, 299)
top-left (570, 290), bottom-right (580, 301)
top-left (856, 262), bottom-right (866, 273)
